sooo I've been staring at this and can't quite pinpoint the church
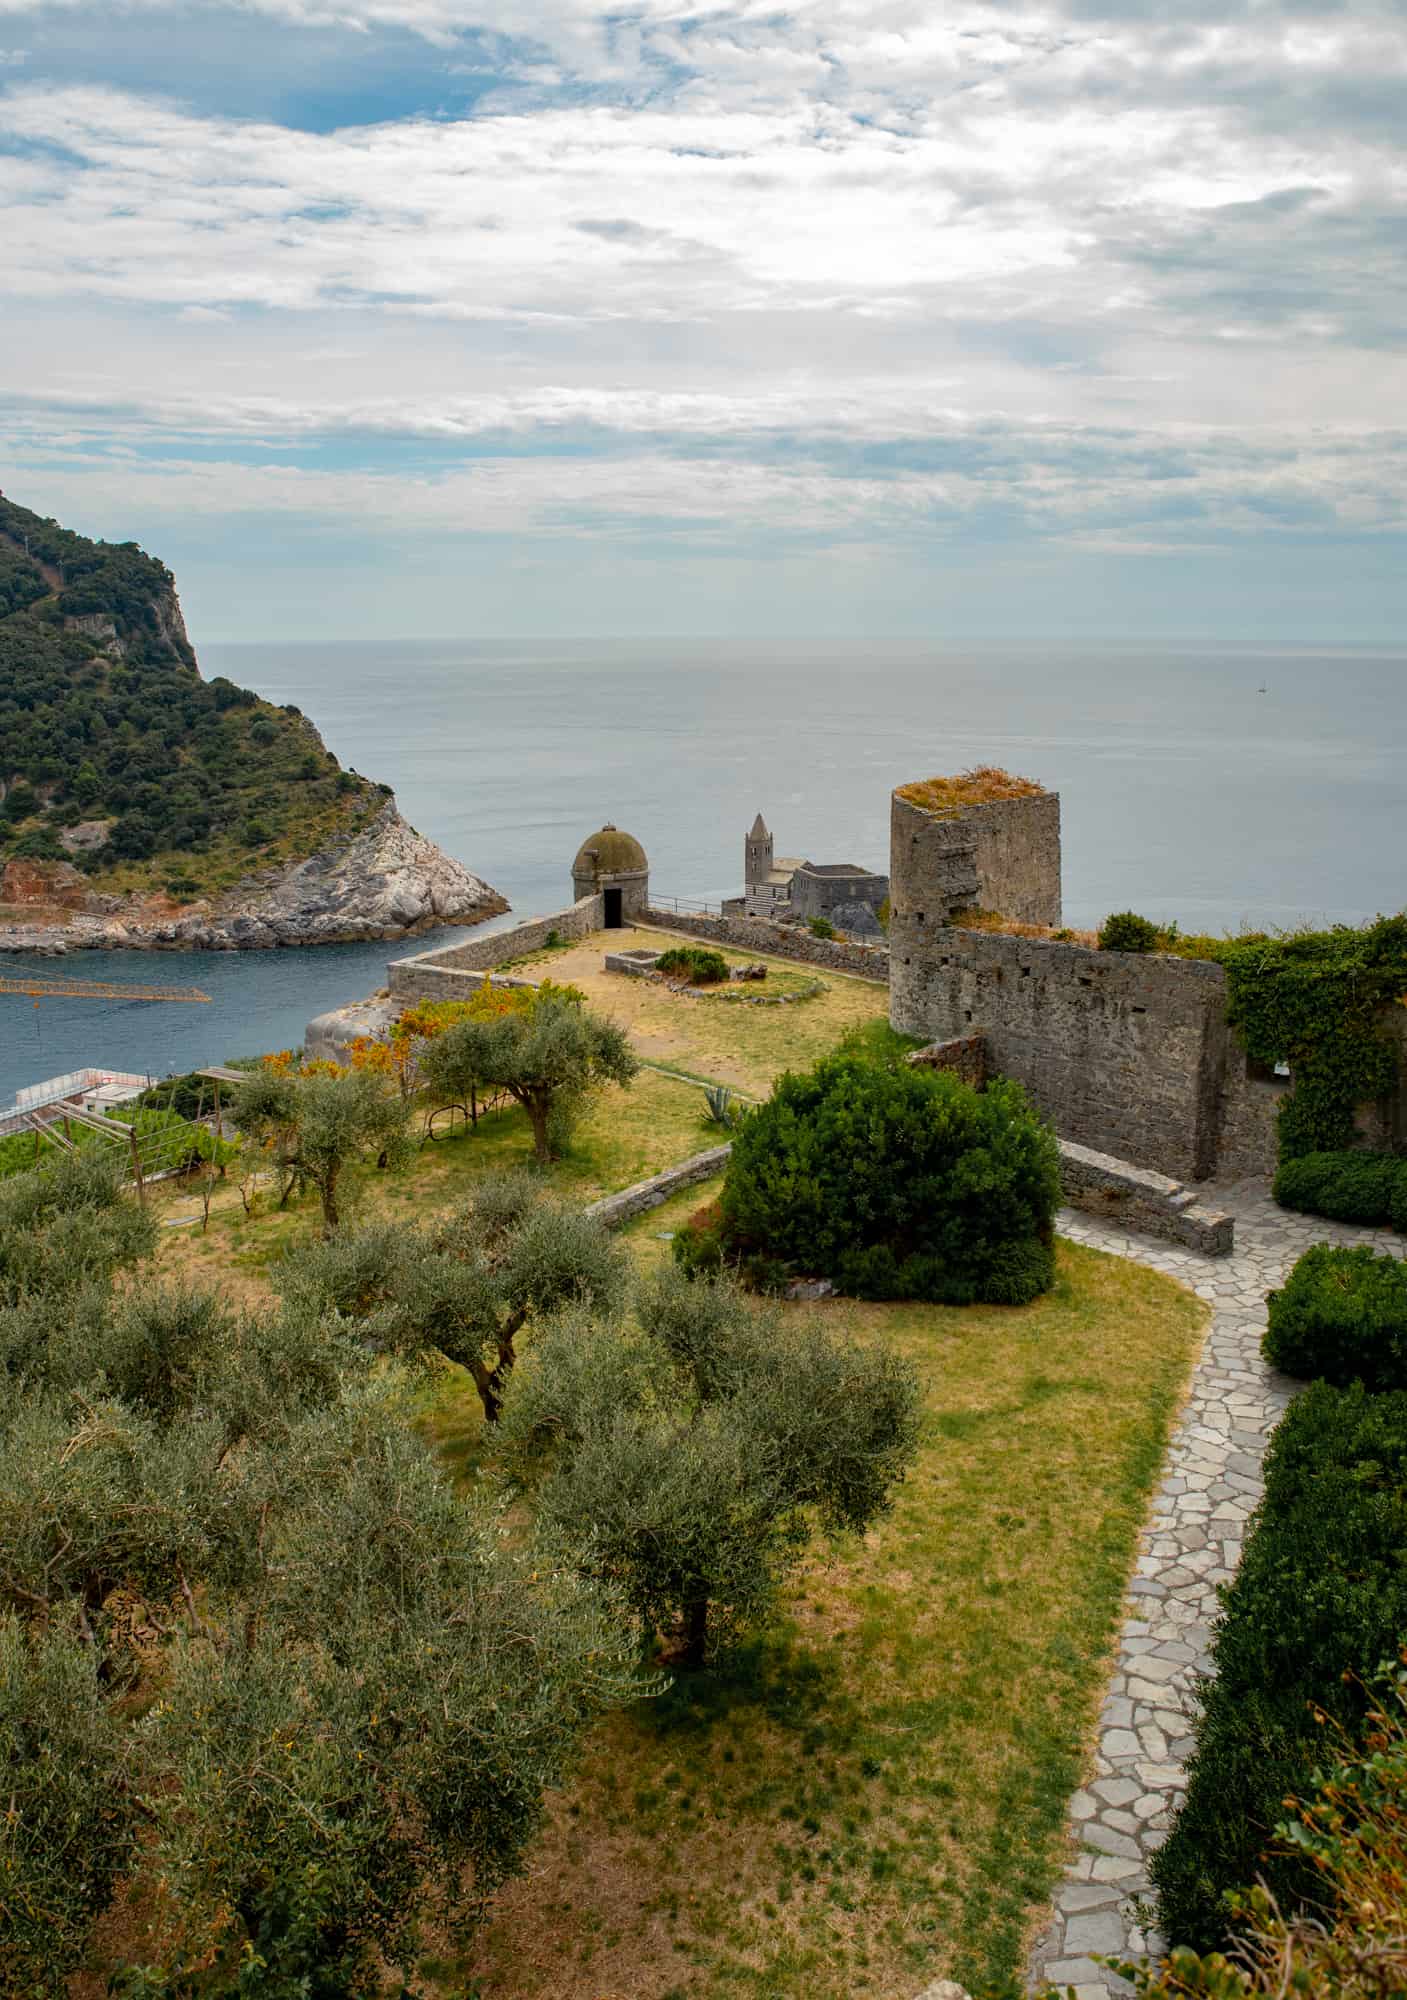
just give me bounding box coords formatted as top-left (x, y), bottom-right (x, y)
top-left (723, 814), bottom-right (889, 934)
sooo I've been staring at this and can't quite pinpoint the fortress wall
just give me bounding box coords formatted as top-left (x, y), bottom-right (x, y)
top-left (639, 908), bottom-right (890, 981)
top-left (386, 894), bottom-right (604, 1002)
top-left (891, 926), bottom-right (1228, 1180)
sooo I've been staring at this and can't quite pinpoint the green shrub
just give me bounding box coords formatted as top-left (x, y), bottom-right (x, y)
top-left (1394, 1172), bottom-right (1407, 1236)
top-left (1263, 1243), bottom-right (1407, 1389)
top-left (656, 946), bottom-right (728, 985)
top-left (672, 1200), bottom-right (727, 1279)
top-left (1098, 910), bottom-right (1164, 953)
top-left (1118, 1673), bottom-right (1407, 1999)
top-left (1272, 1149), bottom-right (1405, 1227)
top-left (808, 916), bottom-right (835, 940)
top-left (716, 1053), bottom-right (1060, 1304)
top-left (1151, 1381), bottom-right (1407, 1951)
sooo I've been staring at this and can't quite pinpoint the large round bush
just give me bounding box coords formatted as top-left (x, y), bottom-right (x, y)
top-left (714, 1054), bottom-right (1061, 1304)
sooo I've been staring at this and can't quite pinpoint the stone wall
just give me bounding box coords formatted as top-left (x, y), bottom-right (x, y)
top-left (1058, 1139), bottom-right (1234, 1255)
top-left (892, 926), bottom-right (1229, 1181)
top-left (639, 908), bottom-right (890, 981)
top-left (584, 1145), bottom-right (732, 1229)
top-left (907, 1034), bottom-right (988, 1090)
top-left (789, 866), bottom-right (889, 921)
top-left (387, 894), bottom-right (604, 1004)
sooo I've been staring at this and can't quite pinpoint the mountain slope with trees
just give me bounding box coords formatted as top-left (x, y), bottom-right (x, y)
top-left (0, 492), bottom-right (504, 946)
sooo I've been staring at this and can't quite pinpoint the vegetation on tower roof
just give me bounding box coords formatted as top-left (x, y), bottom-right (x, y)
top-left (895, 765), bottom-right (1048, 813)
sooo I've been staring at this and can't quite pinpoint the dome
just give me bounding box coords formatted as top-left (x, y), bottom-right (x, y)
top-left (572, 823), bottom-right (648, 880)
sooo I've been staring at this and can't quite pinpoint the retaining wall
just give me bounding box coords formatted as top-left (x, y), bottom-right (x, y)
top-left (639, 908), bottom-right (890, 981)
top-left (584, 1145), bottom-right (732, 1229)
top-left (1058, 1139), bottom-right (1234, 1255)
top-left (387, 894), bottom-right (604, 1005)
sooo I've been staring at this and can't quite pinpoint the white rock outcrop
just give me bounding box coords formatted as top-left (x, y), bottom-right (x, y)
top-left (0, 803), bottom-right (507, 954)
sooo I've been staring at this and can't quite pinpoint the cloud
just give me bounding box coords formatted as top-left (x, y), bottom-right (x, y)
top-left (0, 0), bottom-right (1402, 627)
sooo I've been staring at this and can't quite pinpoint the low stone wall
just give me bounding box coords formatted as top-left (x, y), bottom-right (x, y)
top-left (907, 1034), bottom-right (988, 1089)
top-left (387, 894), bottom-right (604, 1004)
top-left (1058, 1139), bottom-right (1234, 1256)
top-left (640, 907), bottom-right (889, 982)
top-left (584, 1145), bottom-right (732, 1230)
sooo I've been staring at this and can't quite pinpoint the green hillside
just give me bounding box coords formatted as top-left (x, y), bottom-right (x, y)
top-left (0, 492), bottom-right (383, 902)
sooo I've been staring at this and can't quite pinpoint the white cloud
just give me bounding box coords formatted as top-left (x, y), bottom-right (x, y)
top-left (0, 0), bottom-right (1403, 611)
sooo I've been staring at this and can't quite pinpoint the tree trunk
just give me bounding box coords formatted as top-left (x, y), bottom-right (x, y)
top-left (468, 1356), bottom-right (503, 1425)
top-left (682, 1595), bottom-right (710, 1669)
top-left (525, 1094), bottom-right (552, 1164)
top-left (320, 1164), bottom-right (340, 1236)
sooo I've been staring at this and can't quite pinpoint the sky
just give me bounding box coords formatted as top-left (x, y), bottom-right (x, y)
top-left (1, 0), bottom-right (1405, 643)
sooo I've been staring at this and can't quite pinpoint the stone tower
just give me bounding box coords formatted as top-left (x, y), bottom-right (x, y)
top-left (571, 823), bottom-right (649, 928)
top-left (888, 773), bottom-right (1062, 1036)
top-left (746, 812), bottom-right (773, 891)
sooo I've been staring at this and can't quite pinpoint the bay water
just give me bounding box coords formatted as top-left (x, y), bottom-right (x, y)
top-left (3, 638), bottom-right (1403, 1105)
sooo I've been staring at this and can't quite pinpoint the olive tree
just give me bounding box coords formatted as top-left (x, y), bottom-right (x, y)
top-left (499, 1266), bottom-right (923, 1666)
top-left (0, 1164), bottom-right (647, 1995)
top-left (231, 1065), bottom-right (412, 1233)
top-left (421, 992), bottom-right (638, 1163)
top-left (274, 1172), bottom-right (628, 1421)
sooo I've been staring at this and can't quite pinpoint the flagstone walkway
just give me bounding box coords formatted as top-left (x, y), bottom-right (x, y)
top-left (1029, 1182), bottom-right (1405, 1996)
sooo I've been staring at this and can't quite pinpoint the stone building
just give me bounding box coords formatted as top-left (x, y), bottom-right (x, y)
top-left (571, 824), bottom-right (650, 928)
top-left (728, 813), bottom-right (888, 926)
top-left (887, 770), bottom-right (1406, 1183)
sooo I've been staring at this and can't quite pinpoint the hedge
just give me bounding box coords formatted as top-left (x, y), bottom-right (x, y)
top-left (1151, 1381), bottom-right (1407, 1950)
top-left (1263, 1242), bottom-right (1407, 1389)
top-left (1272, 1148), bottom-right (1407, 1230)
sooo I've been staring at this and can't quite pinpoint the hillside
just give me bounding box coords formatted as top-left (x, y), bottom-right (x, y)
top-left (0, 493), bottom-right (506, 948)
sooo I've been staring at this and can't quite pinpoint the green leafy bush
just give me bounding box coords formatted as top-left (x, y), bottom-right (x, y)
top-left (1118, 1672), bottom-right (1407, 1999)
top-left (672, 1199), bottom-right (727, 1278)
top-left (808, 916), bottom-right (835, 939)
top-left (1151, 1381), bottom-right (1407, 1951)
top-left (1272, 1149), bottom-right (1405, 1226)
top-left (1098, 910), bottom-right (1164, 952)
top-left (1263, 1243), bottom-right (1407, 1389)
top-left (713, 1052), bottom-right (1060, 1304)
top-left (656, 945), bottom-right (729, 985)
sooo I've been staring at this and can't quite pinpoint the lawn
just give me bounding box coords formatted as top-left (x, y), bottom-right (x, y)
top-left (148, 1066), bottom-right (723, 1299)
top-left (490, 925), bottom-right (889, 1096)
top-left (422, 1183), bottom-right (1209, 2000)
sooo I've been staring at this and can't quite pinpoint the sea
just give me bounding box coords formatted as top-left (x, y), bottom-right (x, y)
top-left (2, 638), bottom-right (1404, 1106)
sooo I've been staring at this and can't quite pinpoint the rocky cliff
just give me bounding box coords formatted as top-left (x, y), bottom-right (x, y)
top-left (0, 803), bottom-right (507, 954)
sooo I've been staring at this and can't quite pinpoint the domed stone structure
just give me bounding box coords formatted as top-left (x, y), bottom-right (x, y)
top-left (571, 823), bottom-right (649, 928)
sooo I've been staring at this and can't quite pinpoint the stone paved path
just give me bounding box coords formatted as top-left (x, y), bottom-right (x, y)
top-left (1029, 1182), bottom-right (1405, 1997)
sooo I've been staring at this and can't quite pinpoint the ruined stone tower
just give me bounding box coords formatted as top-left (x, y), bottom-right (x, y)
top-left (889, 772), bottom-right (1062, 1037)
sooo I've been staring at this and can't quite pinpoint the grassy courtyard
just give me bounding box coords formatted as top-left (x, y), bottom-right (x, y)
top-left (135, 924), bottom-right (1206, 1999)
top-left (492, 925), bottom-right (890, 1095)
top-left (422, 1183), bottom-right (1209, 2000)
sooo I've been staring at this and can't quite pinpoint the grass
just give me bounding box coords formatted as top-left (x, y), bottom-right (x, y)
top-left (484, 927), bottom-right (889, 1097)
top-left (149, 1067), bottom-right (721, 1300)
top-left (423, 1184), bottom-right (1209, 2000)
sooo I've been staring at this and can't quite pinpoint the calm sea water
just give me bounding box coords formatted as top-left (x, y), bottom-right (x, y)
top-left (3, 639), bottom-right (1404, 1104)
